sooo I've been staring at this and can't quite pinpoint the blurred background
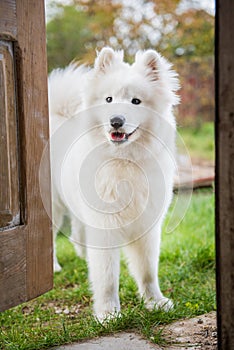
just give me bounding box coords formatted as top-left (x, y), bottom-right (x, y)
top-left (0, 5), bottom-right (216, 344)
top-left (45, 0), bottom-right (215, 167)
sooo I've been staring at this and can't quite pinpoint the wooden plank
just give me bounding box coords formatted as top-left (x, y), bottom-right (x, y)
top-left (0, 0), bottom-right (17, 40)
top-left (0, 50), bottom-right (10, 218)
top-left (0, 230), bottom-right (26, 311)
top-left (15, 0), bottom-right (53, 299)
top-left (216, 0), bottom-right (234, 348)
top-left (0, 40), bottom-right (20, 229)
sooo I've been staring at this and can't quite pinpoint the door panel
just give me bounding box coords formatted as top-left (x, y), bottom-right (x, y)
top-left (0, 40), bottom-right (20, 229)
top-left (0, 0), bottom-right (53, 311)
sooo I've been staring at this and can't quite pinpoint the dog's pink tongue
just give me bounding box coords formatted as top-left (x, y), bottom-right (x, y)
top-left (111, 132), bottom-right (125, 141)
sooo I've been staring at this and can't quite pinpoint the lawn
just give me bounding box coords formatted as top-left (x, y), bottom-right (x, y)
top-left (178, 122), bottom-right (214, 162)
top-left (0, 189), bottom-right (215, 350)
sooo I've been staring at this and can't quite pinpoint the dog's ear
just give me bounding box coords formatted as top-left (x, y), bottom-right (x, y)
top-left (94, 47), bottom-right (123, 74)
top-left (135, 50), bottom-right (160, 82)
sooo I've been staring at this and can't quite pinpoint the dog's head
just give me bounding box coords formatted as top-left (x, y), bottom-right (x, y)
top-left (84, 47), bottom-right (180, 146)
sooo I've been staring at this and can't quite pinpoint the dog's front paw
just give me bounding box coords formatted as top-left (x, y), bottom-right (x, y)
top-left (96, 310), bottom-right (121, 324)
top-left (145, 297), bottom-right (174, 312)
top-left (94, 300), bottom-right (120, 323)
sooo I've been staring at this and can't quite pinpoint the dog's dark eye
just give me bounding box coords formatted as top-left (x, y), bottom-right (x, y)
top-left (106, 97), bottom-right (113, 103)
top-left (131, 98), bottom-right (141, 105)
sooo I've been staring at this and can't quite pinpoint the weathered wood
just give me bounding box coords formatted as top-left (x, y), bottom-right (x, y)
top-left (0, 0), bottom-right (17, 40)
top-left (0, 0), bottom-right (53, 311)
top-left (15, 0), bottom-right (53, 300)
top-left (0, 230), bottom-right (26, 310)
top-left (216, 0), bottom-right (234, 348)
top-left (0, 40), bottom-right (20, 229)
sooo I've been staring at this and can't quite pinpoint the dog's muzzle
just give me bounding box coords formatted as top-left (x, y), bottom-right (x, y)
top-left (109, 115), bottom-right (138, 143)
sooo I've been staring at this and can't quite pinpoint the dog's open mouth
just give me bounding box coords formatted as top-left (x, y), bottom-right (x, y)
top-left (110, 127), bottom-right (138, 143)
top-left (110, 131), bottom-right (126, 142)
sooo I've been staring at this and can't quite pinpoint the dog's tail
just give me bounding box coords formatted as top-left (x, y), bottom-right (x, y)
top-left (48, 64), bottom-right (90, 119)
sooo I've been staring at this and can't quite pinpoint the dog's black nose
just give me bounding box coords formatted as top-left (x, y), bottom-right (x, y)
top-left (110, 115), bottom-right (126, 129)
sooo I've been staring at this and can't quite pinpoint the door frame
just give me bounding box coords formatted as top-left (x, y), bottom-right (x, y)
top-left (215, 0), bottom-right (234, 348)
top-left (0, 0), bottom-right (53, 311)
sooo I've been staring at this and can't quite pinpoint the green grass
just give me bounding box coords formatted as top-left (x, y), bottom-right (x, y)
top-left (0, 190), bottom-right (215, 350)
top-left (178, 122), bottom-right (214, 162)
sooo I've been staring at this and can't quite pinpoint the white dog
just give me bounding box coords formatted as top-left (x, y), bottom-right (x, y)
top-left (48, 47), bottom-right (179, 321)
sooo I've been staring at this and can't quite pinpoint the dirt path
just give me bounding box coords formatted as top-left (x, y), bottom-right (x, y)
top-left (159, 311), bottom-right (217, 349)
top-left (53, 312), bottom-right (217, 350)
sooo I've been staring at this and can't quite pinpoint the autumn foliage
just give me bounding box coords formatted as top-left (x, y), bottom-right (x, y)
top-left (46, 0), bottom-right (214, 126)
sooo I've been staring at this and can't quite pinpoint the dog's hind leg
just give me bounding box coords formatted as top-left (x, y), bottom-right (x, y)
top-left (52, 198), bottom-right (66, 272)
top-left (70, 215), bottom-right (86, 259)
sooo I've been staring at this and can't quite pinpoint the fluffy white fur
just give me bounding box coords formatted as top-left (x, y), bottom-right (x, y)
top-left (49, 47), bottom-right (179, 321)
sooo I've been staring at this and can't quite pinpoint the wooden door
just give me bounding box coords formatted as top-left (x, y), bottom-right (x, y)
top-left (0, 0), bottom-right (53, 311)
top-left (216, 1), bottom-right (234, 348)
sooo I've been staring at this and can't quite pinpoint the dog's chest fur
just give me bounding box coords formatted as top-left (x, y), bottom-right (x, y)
top-left (95, 158), bottom-right (149, 222)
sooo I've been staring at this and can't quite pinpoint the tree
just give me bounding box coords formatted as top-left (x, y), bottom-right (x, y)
top-left (46, 1), bottom-right (122, 70)
top-left (47, 0), bottom-right (214, 67)
top-left (46, 0), bottom-right (214, 125)
top-left (162, 9), bottom-right (214, 59)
